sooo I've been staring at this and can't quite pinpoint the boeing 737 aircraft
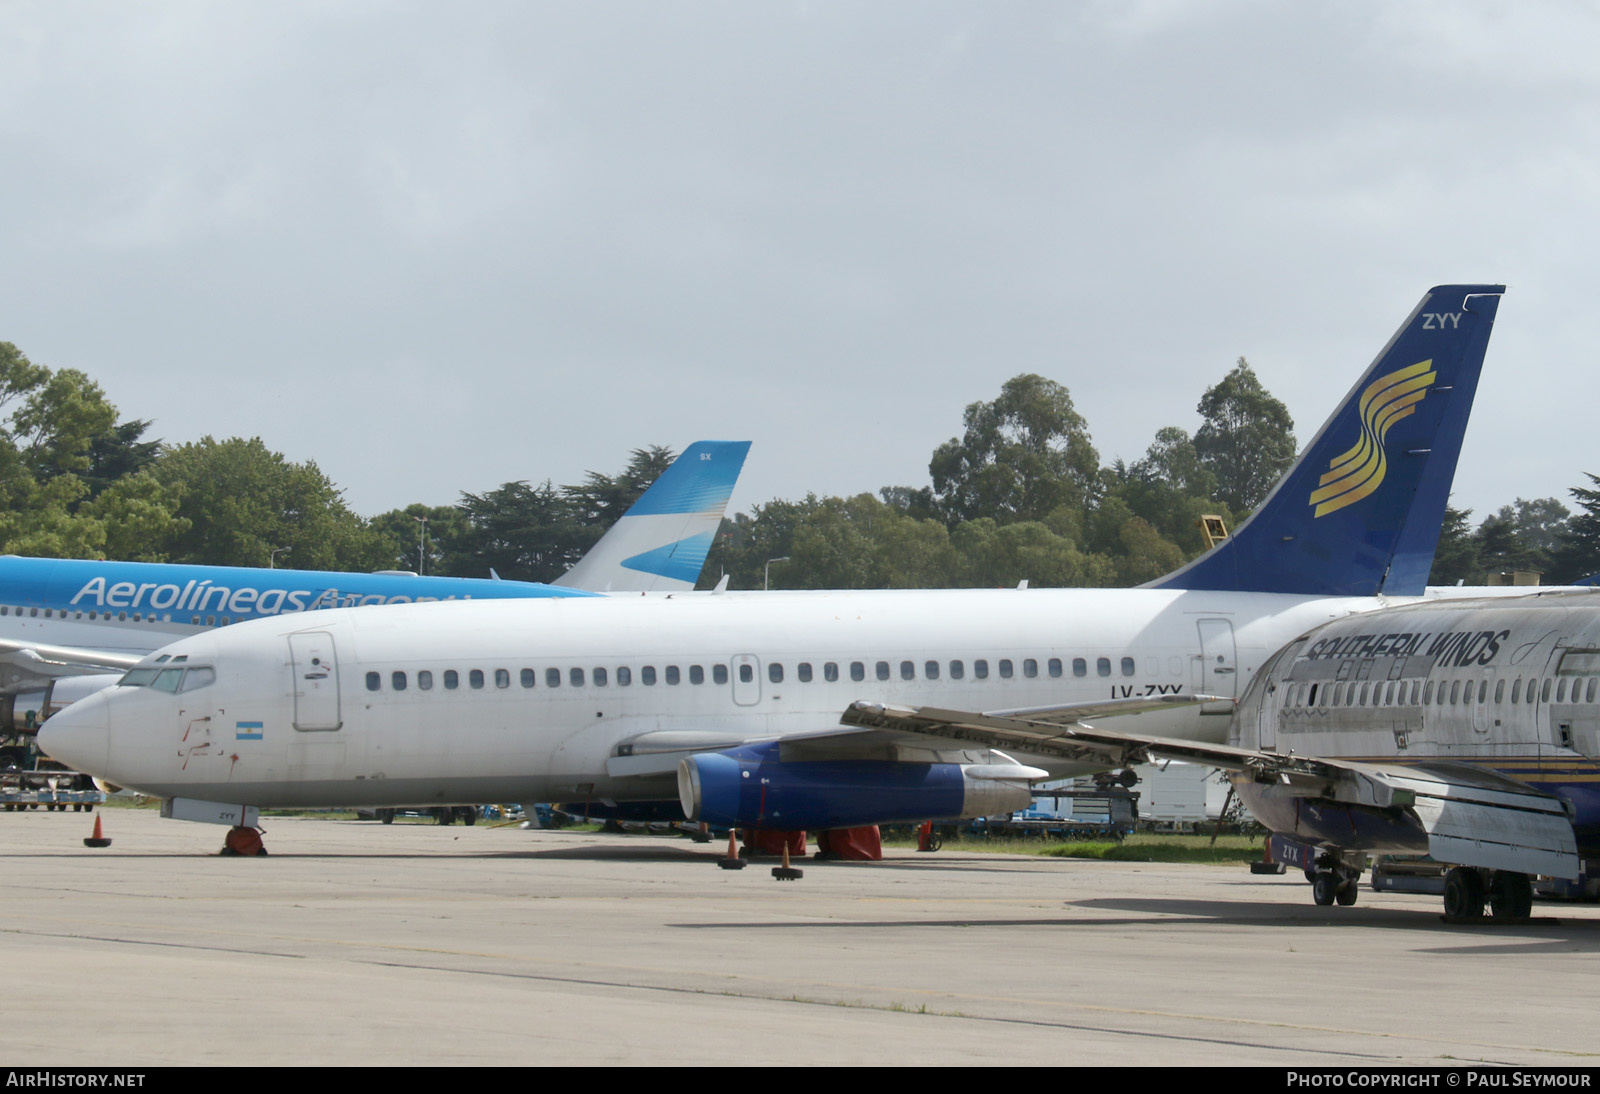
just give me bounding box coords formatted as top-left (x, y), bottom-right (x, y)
top-left (39, 286), bottom-right (1509, 855)
top-left (0, 440), bottom-right (749, 720)
top-left (865, 590), bottom-right (1600, 920)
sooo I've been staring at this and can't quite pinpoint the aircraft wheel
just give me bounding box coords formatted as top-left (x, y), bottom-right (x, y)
top-left (380, 809), bottom-right (394, 825)
top-left (1335, 880), bottom-right (1358, 906)
top-left (1312, 873), bottom-right (1339, 906)
top-left (1444, 867), bottom-right (1485, 921)
top-left (461, 808), bottom-right (476, 826)
top-left (1489, 872), bottom-right (1533, 919)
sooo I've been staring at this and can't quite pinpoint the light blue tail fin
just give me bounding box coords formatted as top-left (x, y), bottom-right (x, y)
top-left (554, 440), bottom-right (751, 592)
top-left (1150, 285), bottom-right (1505, 596)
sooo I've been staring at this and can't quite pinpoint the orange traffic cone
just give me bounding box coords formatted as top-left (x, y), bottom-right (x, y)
top-left (717, 828), bottom-right (745, 870)
top-left (83, 814), bottom-right (111, 849)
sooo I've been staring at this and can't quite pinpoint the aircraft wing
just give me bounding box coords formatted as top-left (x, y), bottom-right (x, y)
top-left (840, 700), bottom-right (1580, 880)
top-left (0, 638), bottom-right (143, 680)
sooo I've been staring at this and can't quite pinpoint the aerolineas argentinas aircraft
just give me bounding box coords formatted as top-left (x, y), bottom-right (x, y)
top-left (0, 440), bottom-right (749, 732)
top-left (40, 286), bottom-right (1507, 853)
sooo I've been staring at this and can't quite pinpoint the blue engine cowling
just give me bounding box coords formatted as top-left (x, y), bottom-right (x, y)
top-left (677, 741), bottom-right (1041, 830)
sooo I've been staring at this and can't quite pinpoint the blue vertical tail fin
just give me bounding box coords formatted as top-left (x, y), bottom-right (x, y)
top-left (1149, 284), bottom-right (1505, 596)
top-left (554, 440), bottom-right (751, 593)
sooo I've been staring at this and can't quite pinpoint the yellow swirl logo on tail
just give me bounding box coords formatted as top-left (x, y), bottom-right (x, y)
top-left (1309, 360), bottom-right (1435, 518)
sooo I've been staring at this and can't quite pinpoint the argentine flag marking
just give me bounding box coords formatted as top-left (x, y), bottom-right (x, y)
top-left (236, 721), bottom-right (264, 741)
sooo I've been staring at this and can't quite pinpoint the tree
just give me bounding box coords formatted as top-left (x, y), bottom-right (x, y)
top-left (367, 503), bottom-right (471, 575)
top-left (153, 436), bottom-right (388, 570)
top-left (1193, 358), bottom-right (1296, 514)
top-left (1428, 505), bottom-right (1478, 586)
top-left (929, 374), bottom-right (1100, 527)
top-left (446, 480), bottom-right (586, 582)
top-left (0, 343), bottom-right (178, 559)
top-left (1554, 475), bottom-right (1600, 583)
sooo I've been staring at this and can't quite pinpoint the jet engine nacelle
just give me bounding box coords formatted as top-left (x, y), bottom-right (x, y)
top-left (677, 743), bottom-right (1043, 830)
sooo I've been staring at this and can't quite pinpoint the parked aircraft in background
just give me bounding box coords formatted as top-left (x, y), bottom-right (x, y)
top-left (862, 589), bottom-right (1598, 921)
top-left (0, 440), bottom-right (749, 720)
top-left (39, 286), bottom-right (1510, 856)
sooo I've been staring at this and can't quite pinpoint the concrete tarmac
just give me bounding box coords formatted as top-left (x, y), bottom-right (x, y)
top-left (4, 808), bottom-right (1599, 1067)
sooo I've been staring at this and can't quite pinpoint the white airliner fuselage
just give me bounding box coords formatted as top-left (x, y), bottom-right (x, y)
top-left (44, 587), bottom-right (1395, 809)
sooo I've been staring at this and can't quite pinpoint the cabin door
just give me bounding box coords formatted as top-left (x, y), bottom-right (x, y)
top-left (1195, 618), bottom-right (1237, 715)
top-left (288, 631), bottom-right (343, 731)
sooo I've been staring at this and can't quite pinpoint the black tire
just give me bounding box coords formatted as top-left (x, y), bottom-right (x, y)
top-left (1312, 873), bottom-right (1339, 906)
top-left (381, 809), bottom-right (394, 825)
top-left (1335, 879), bottom-right (1359, 906)
top-left (460, 808), bottom-right (476, 827)
top-left (1444, 867), bottom-right (1485, 920)
top-left (1489, 872), bottom-right (1533, 919)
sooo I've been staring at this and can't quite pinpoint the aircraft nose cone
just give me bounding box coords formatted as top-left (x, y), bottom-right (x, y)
top-left (37, 692), bottom-right (111, 778)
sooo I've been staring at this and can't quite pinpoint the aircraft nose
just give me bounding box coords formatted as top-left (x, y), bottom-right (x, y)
top-left (37, 691), bottom-right (111, 778)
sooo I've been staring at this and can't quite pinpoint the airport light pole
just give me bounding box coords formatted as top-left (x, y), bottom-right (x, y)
top-left (269, 546), bottom-right (290, 569)
top-left (414, 515), bottom-right (429, 576)
top-left (764, 556), bottom-right (790, 591)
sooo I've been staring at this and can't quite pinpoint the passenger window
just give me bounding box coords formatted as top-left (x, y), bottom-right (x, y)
top-left (366, 672), bottom-right (381, 692)
top-left (689, 665), bottom-right (703, 685)
top-left (593, 667), bottom-right (607, 687)
top-left (520, 668), bottom-right (535, 688)
top-left (642, 666), bottom-right (657, 686)
top-left (569, 667), bottom-right (585, 687)
top-left (949, 660), bottom-right (964, 680)
top-left (877, 661), bottom-right (890, 682)
top-left (1023, 659), bottom-right (1037, 679)
top-left (1557, 678), bottom-right (1568, 703)
top-left (496, 669), bottom-right (511, 689)
top-left (618, 666), bottom-right (632, 686)
top-left (445, 670), bottom-right (460, 690)
top-left (666, 666), bottom-right (680, 685)
top-left (769, 663), bottom-right (784, 683)
top-left (1073, 658), bottom-right (1086, 677)
top-left (738, 664), bottom-right (752, 684)
top-left (546, 668), bottom-right (561, 688)
top-left (974, 659), bottom-right (988, 679)
top-left (1542, 678), bottom-right (1552, 702)
top-left (900, 661), bottom-right (915, 681)
top-left (1121, 657), bottom-right (1135, 677)
top-left (1589, 678), bottom-right (1597, 703)
top-left (924, 660), bottom-right (939, 680)
top-left (471, 669), bottom-right (485, 689)
top-left (798, 662), bottom-right (813, 683)
top-left (713, 664), bottom-right (727, 685)
top-left (1449, 680), bottom-right (1460, 704)
top-left (419, 671), bottom-right (434, 691)
top-left (1494, 679), bottom-right (1504, 703)
top-left (850, 662), bottom-right (865, 682)
top-left (1097, 658), bottom-right (1111, 677)
top-left (824, 662), bottom-right (839, 682)
top-left (392, 671), bottom-right (408, 692)
top-left (1048, 658), bottom-right (1062, 678)
top-left (999, 660), bottom-right (1013, 679)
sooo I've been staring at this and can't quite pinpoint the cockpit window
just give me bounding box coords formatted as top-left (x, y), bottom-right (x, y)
top-left (151, 668), bottom-right (185, 693)
top-left (120, 665), bottom-right (216, 692)
top-left (179, 667), bottom-right (216, 692)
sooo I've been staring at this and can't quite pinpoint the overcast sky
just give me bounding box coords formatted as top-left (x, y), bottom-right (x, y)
top-left (1, 2), bottom-right (1594, 527)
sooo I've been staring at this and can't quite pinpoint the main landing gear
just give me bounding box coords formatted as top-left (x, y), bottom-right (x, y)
top-left (1443, 867), bottom-right (1533, 923)
top-left (1307, 851), bottom-right (1362, 907)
